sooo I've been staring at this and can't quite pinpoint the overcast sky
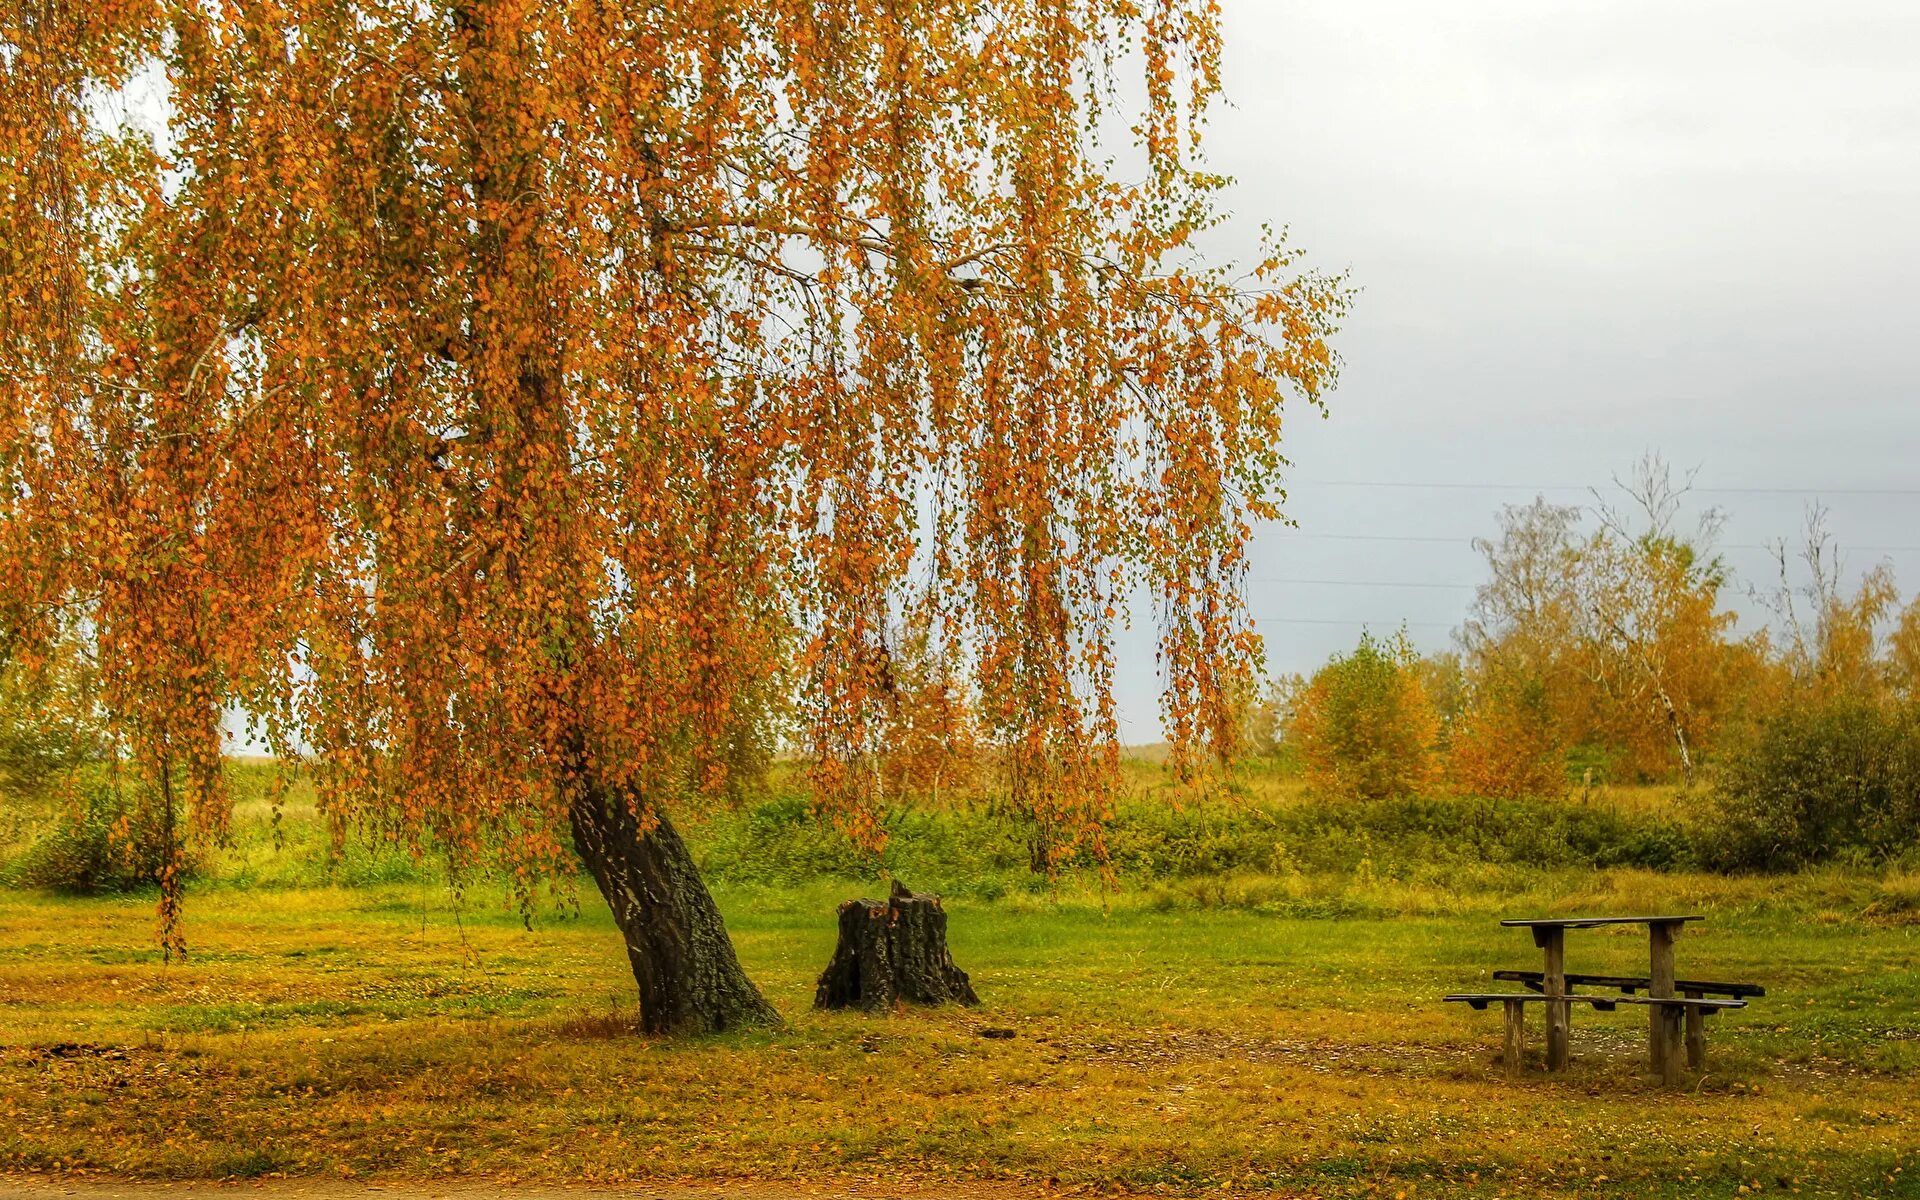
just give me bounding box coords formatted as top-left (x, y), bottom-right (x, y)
top-left (204, 4), bottom-right (1917, 749)
top-left (1109, 0), bottom-right (1920, 739)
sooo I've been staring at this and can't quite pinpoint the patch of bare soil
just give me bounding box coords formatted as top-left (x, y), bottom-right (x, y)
top-left (4, 1179), bottom-right (1088, 1200)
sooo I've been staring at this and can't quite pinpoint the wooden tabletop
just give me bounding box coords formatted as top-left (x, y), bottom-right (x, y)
top-left (1499, 915), bottom-right (1703, 929)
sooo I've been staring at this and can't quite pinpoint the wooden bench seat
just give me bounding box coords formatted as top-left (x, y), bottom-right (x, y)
top-left (1444, 993), bottom-right (1614, 1077)
top-left (1451, 915), bottom-right (1767, 1085)
top-left (1493, 970), bottom-right (1765, 998)
top-left (1610, 995), bottom-right (1747, 1083)
top-left (1605, 995), bottom-right (1746, 1011)
top-left (1444, 993), bottom-right (1749, 1081)
top-left (1443, 992), bottom-right (1620, 1012)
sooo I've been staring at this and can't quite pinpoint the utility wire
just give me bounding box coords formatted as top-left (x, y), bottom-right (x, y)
top-left (1252, 616), bottom-right (1458, 629)
top-left (1293, 480), bottom-right (1920, 497)
top-left (1249, 577), bottom-right (1475, 590)
top-left (1271, 531), bottom-right (1920, 553)
top-left (1276, 532), bottom-right (1473, 544)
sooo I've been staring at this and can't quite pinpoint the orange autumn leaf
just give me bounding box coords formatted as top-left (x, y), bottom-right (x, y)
top-left (2, 0), bottom-right (1343, 1018)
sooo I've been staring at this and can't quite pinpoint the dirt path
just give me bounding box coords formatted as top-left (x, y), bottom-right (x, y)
top-left (0, 1179), bottom-right (1072, 1200)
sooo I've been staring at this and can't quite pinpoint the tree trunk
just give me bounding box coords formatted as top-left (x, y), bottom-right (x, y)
top-left (815, 880), bottom-right (979, 1012)
top-left (569, 781), bottom-right (780, 1035)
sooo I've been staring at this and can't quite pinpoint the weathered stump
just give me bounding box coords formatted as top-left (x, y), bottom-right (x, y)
top-left (814, 880), bottom-right (979, 1012)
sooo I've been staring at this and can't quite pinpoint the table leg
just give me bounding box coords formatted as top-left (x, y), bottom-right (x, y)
top-left (1503, 998), bottom-right (1525, 1078)
top-left (1538, 926), bottom-right (1569, 1071)
top-left (1661, 1007), bottom-right (1684, 1087)
top-left (1685, 990), bottom-right (1706, 1069)
top-left (1649, 920), bottom-right (1678, 1075)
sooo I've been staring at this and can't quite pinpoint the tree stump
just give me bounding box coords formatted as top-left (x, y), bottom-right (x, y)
top-left (814, 880), bottom-right (979, 1012)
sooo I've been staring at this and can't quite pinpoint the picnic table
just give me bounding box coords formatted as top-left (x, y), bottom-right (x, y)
top-left (1444, 915), bottom-right (1762, 1086)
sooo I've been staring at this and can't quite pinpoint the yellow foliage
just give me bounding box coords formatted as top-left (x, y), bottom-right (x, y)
top-left (0, 0), bottom-right (1346, 957)
top-left (1446, 669), bottom-right (1564, 800)
top-left (1285, 630), bottom-right (1437, 800)
top-left (1893, 594), bottom-right (1920, 701)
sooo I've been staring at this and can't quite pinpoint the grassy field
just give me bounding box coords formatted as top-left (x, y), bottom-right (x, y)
top-left (2, 772), bottom-right (1919, 1198)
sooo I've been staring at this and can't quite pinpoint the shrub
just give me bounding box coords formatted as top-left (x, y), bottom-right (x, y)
top-left (1285, 630), bottom-right (1439, 801)
top-left (690, 789), bottom-right (1027, 893)
top-left (1447, 670), bottom-right (1565, 799)
top-left (1268, 793), bottom-right (1692, 874)
top-left (1706, 696), bottom-right (1920, 870)
top-left (686, 784), bottom-right (1696, 891)
top-left (1866, 871), bottom-right (1920, 923)
top-left (4, 779), bottom-right (181, 893)
top-left (0, 631), bottom-right (106, 799)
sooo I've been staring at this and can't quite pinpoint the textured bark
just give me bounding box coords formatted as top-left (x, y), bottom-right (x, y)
top-left (815, 880), bottom-right (979, 1012)
top-left (569, 781), bottom-right (780, 1035)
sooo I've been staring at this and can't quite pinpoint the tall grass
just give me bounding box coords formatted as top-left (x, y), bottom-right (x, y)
top-left (5, 752), bottom-right (1911, 910)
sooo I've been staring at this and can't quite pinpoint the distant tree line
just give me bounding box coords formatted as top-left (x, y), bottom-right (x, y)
top-left (9, 456), bottom-right (1917, 883)
top-left (1250, 457), bottom-right (1920, 868)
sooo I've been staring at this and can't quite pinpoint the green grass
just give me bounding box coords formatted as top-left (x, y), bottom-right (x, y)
top-left (2, 872), bottom-right (1918, 1198)
top-left (3, 764), bottom-right (1919, 1197)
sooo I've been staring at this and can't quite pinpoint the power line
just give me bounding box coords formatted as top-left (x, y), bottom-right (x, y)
top-left (1723, 542), bottom-right (1920, 554)
top-left (1276, 532), bottom-right (1474, 544)
top-left (1271, 531), bottom-right (1920, 553)
top-left (1252, 615), bottom-right (1457, 629)
top-left (1249, 576), bottom-right (1474, 590)
top-left (1294, 479), bottom-right (1920, 498)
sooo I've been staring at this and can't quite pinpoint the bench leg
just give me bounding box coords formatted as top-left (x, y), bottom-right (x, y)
top-left (1503, 999), bottom-right (1525, 1078)
top-left (1685, 991), bottom-right (1706, 1070)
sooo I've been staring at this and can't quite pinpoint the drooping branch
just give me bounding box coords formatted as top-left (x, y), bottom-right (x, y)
top-left (3, 0), bottom-right (1343, 988)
